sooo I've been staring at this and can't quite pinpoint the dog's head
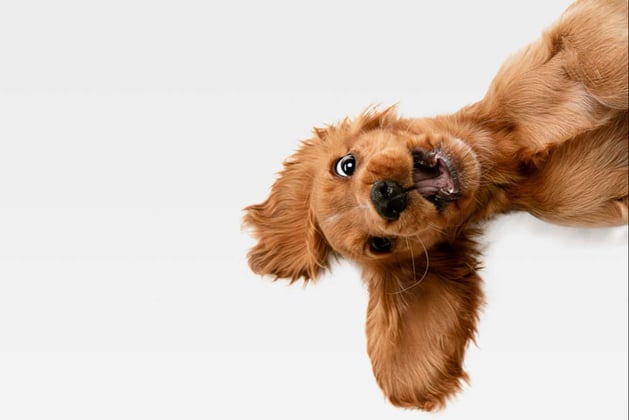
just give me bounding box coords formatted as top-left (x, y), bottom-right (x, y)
top-left (243, 106), bottom-right (484, 410)
top-left (244, 106), bottom-right (481, 277)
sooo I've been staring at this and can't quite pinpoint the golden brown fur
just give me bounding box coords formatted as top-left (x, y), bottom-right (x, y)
top-left (243, 0), bottom-right (628, 410)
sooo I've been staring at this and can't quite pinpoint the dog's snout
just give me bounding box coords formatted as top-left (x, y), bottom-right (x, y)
top-left (371, 180), bottom-right (407, 221)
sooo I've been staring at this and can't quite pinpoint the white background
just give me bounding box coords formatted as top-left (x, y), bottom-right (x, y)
top-left (0, 0), bottom-right (627, 419)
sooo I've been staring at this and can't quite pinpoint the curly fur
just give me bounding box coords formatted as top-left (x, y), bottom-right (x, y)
top-left (243, 0), bottom-right (628, 410)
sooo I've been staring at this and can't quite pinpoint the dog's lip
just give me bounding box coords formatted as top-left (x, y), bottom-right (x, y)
top-left (412, 149), bottom-right (461, 200)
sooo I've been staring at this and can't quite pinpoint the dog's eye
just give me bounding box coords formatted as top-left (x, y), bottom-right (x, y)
top-left (369, 237), bottom-right (392, 254)
top-left (334, 153), bottom-right (356, 177)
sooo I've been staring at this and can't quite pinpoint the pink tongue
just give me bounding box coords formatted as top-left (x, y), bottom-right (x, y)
top-left (414, 163), bottom-right (446, 196)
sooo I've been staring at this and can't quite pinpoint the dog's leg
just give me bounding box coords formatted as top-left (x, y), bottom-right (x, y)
top-left (510, 113), bottom-right (628, 227)
top-left (473, 0), bottom-right (627, 158)
top-left (526, 196), bottom-right (629, 228)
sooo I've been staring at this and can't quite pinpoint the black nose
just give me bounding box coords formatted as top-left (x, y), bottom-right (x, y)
top-left (371, 180), bottom-right (407, 220)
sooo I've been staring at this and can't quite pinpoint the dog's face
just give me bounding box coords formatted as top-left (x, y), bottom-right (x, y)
top-left (309, 108), bottom-right (481, 267)
top-left (243, 107), bottom-right (484, 410)
top-left (244, 107), bottom-right (482, 279)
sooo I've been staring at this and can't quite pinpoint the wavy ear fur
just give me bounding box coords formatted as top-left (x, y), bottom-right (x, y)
top-left (243, 138), bottom-right (331, 283)
top-left (242, 106), bottom-right (398, 283)
top-left (365, 231), bottom-right (484, 410)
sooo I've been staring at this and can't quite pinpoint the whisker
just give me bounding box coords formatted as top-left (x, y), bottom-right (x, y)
top-left (424, 221), bottom-right (446, 236)
top-left (407, 236), bottom-right (416, 282)
top-left (390, 233), bottom-right (430, 295)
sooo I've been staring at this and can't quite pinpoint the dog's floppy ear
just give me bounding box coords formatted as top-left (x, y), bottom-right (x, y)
top-left (364, 232), bottom-right (484, 410)
top-left (243, 138), bottom-right (331, 283)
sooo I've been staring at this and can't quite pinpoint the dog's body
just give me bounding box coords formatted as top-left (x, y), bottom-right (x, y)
top-left (244, 0), bottom-right (628, 410)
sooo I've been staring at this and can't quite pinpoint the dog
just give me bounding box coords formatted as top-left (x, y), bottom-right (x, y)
top-left (243, 0), bottom-right (628, 410)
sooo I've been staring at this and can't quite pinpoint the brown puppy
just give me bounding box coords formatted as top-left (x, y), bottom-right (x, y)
top-left (243, 0), bottom-right (628, 410)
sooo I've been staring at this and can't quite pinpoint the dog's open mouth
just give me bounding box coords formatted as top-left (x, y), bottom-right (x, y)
top-left (412, 149), bottom-right (461, 212)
